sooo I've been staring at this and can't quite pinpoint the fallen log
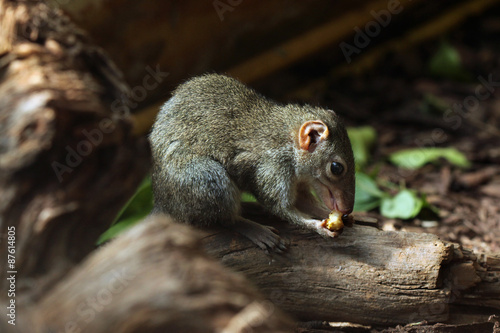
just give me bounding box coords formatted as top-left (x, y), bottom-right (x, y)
top-left (27, 208), bottom-right (500, 331)
top-left (34, 215), bottom-right (294, 333)
top-left (201, 204), bottom-right (500, 326)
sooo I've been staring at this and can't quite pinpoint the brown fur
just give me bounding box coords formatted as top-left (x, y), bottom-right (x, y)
top-left (149, 74), bottom-right (355, 251)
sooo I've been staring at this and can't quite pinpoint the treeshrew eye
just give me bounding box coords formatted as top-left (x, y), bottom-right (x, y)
top-left (330, 162), bottom-right (344, 176)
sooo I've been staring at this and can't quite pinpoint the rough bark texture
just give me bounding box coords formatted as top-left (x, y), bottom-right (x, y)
top-left (202, 204), bottom-right (500, 326)
top-left (0, 0), bottom-right (149, 309)
top-left (34, 215), bottom-right (294, 333)
top-left (21, 207), bottom-right (500, 332)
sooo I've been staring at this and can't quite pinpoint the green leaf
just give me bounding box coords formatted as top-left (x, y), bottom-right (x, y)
top-left (354, 173), bottom-right (438, 218)
top-left (347, 126), bottom-right (377, 169)
top-left (353, 172), bottom-right (384, 212)
top-left (380, 189), bottom-right (424, 219)
top-left (97, 176), bottom-right (154, 244)
top-left (428, 41), bottom-right (471, 81)
top-left (97, 216), bottom-right (144, 245)
top-left (389, 147), bottom-right (470, 169)
top-left (241, 192), bottom-right (257, 202)
top-left (114, 176), bottom-right (154, 223)
top-left (419, 93), bottom-right (450, 116)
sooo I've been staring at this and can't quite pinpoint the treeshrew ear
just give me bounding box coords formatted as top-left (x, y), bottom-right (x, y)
top-left (298, 120), bottom-right (329, 152)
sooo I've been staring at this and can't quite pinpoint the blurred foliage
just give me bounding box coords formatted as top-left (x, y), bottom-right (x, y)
top-left (241, 192), bottom-right (257, 202)
top-left (348, 126), bottom-right (468, 219)
top-left (428, 41), bottom-right (471, 81)
top-left (389, 147), bottom-right (470, 169)
top-left (347, 126), bottom-right (377, 170)
top-left (97, 177), bottom-right (153, 244)
top-left (380, 189), bottom-right (425, 219)
top-left (419, 93), bottom-right (450, 116)
top-left (353, 172), bottom-right (384, 212)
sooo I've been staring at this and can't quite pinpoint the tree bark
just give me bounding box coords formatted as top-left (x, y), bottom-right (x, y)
top-left (202, 204), bottom-right (500, 326)
top-left (33, 215), bottom-right (294, 333)
top-left (25, 207), bottom-right (500, 331)
top-left (0, 0), bottom-right (149, 308)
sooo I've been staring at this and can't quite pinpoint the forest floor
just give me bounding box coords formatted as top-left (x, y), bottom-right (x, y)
top-left (259, 6), bottom-right (500, 255)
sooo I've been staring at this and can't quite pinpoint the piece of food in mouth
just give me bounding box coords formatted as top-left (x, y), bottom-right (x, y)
top-left (325, 211), bottom-right (344, 231)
